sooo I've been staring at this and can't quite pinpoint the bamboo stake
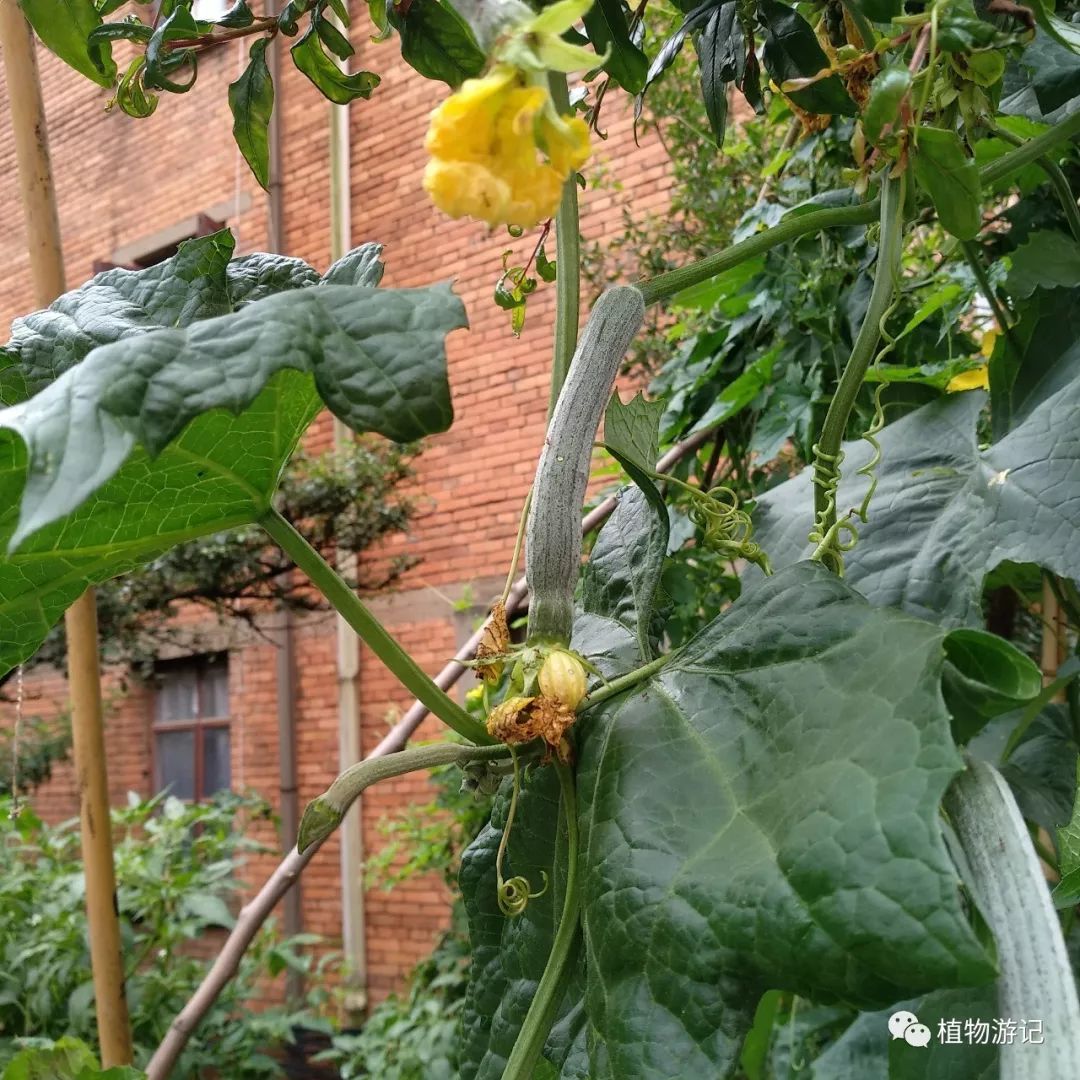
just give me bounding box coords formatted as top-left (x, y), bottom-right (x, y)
top-left (0, 5), bottom-right (133, 1066)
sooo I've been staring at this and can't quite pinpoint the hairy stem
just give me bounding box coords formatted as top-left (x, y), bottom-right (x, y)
top-left (298, 742), bottom-right (516, 852)
top-left (638, 109), bottom-right (1080, 308)
top-left (979, 109), bottom-right (1080, 188)
top-left (639, 200), bottom-right (880, 305)
top-left (548, 73), bottom-right (581, 418)
top-left (990, 122), bottom-right (1080, 242)
top-left (259, 508), bottom-right (491, 745)
top-left (579, 652), bottom-right (674, 712)
top-left (812, 174), bottom-right (905, 535)
top-left (501, 760), bottom-right (581, 1080)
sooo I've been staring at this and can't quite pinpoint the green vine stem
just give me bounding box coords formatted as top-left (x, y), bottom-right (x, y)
top-left (980, 107), bottom-right (1080, 184)
top-left (259, 508), bottom-right (492, 746)
top-left (638, 200), bottom-right (880, 306)
top-left (578, 651), bottom-right (673, 711)
top-left (297, 741), bottom-right (516, 852)
top-left (495, 747), bottom-right (549, 915)
top-left (637, 109), bottom-right (1080, 309)
top-left (501, 759), bottom-right (581, 1080)
top-left (810, 172), bottom-right (905, 570)
top-left (990, 123), bottom-right (1080, 242)
top-left (548, 73), bottom-right (582, 418)
top-left (945, 757), bottom-right (1080, 1078)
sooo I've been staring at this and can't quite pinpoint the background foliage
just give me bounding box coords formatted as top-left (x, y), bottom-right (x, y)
top-left (0, 793), bottom-right (330, 1078)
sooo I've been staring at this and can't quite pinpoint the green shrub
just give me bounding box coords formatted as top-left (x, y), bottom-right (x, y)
top-left (314, 929), bottom-right (469, 1080)
top-left (0, 792), bottom-right (331, 1077)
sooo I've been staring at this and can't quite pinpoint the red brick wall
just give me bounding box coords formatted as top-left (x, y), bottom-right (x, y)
top-left (0, 4), bottom-right (672, 1010)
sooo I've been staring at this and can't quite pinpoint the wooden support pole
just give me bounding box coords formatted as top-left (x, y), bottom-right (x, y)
top-left (0, 5), bottom-right (134, 1066)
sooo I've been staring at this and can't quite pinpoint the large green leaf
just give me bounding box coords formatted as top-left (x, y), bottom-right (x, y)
top-left (576, 564), bottom-right (992, 1076)
top-left (394, 0), bottom-right (486, 88)
top-left (754, 287), bottom-right (1080, 625)
top-left (0, 231), bottom-right (326, 407)
top-left (1007, 228), bottom-right (1080, 298)
top-left (0, 244), bottom-right (463, 677)
top-left (19, 0), bottom-right (116, 88)
top-left (461, 568), bottom-right (993, 1077)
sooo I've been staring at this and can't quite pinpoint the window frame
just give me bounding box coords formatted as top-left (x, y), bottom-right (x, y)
top-left (151, 655), bottom-right (231, 802)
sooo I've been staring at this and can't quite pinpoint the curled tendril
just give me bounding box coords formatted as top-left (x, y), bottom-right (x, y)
top-left (808, 445), bottom-right (857, 575)
top-left (498, 870), bottom-right (550, 916)
top-left (810, 257), bottom-right (904, 572)
top-left (667, 478), bottom-right (772, 574)
top-left (853, 383), bottom-right (886, 524)
top-left (494, 748), bottom-right (548, 918)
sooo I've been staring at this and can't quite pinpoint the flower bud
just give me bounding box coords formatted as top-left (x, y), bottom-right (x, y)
top-left (537, 649), bottom-right (587, 709)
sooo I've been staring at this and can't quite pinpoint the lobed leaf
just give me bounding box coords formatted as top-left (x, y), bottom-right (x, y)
top-left (0, 243), bottom-right (464, 678)
top-left (576, 564), bottom-right (992, 1075)
top-left (461, 566), bottom-right (995, 1078)
top-left (753, 286), bottom-right (1080, 626)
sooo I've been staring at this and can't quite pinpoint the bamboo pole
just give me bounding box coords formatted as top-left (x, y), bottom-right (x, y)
top-left (0, 5), bottom-right (133, 1066)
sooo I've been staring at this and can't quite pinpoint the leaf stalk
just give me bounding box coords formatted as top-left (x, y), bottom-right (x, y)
top-left (501, 760), bottom-right (581, 1080)
top-left (810, 172), bottom-right (905, 563)
top-left (259, 507), bottom-right (492, 745)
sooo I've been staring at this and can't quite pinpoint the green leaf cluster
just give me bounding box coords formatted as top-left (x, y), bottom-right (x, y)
top-left (0, 793), bottom-right (331, 1075)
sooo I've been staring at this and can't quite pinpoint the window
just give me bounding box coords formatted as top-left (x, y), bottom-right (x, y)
top-left (95, 212), bottom-right (227, 275)
top-left (153, 655), bottom-right (231, 800)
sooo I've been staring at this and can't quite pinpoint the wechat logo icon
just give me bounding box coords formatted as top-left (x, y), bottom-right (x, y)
top-left (889, 1010), bottom-right (932, 1048)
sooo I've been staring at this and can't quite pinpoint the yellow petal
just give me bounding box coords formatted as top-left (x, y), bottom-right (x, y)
top-left (542, 113), bottom-right (591, 175)
top-left (422, 159), bottom-right (512, 227)
top-left (946, 364), bottom-right (990, 392)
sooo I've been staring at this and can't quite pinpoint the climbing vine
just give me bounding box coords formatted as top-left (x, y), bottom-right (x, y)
top-left (4, 0), bottom-right (1080, 1077)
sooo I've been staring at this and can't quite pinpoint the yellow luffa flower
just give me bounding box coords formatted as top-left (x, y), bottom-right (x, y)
top-left (946, 364), bottom-right (990, 392)
top-left (423, 66), bottom-right (590, 228)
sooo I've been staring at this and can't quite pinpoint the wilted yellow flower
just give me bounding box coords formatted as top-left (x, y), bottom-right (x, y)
top-left (946, 364), bottom-right (990, 392)
top-left (424, 65), bottom-right (590, 228)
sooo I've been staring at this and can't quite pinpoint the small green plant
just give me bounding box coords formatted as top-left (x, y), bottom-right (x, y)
top-left (314, 930), bottom-right (470, 1080)
top-left (0, 793), bottom-right (330, 1077)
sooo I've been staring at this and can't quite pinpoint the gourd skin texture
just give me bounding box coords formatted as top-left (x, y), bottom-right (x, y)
top-left (946, 757), bottom-right (1080, 1078)
top-left (526, 285), bottom-right (645, 643)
